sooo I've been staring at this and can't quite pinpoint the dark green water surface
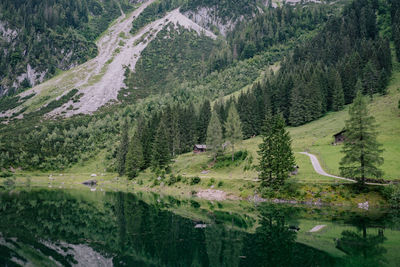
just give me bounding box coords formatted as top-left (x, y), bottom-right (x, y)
top-left (0, 188), bottom-right (399, 266)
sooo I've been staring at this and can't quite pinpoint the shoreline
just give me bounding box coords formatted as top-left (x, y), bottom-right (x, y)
top-left (1, 172), bottom-right (391, 210)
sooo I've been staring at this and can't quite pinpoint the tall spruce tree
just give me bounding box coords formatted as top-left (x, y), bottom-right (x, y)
top-left (339, 90), bottom-right (384, 186)
top-left (288, 85), bottom-right (304, 126)
top-left (206, 111), bottom-right (223, 161)
top-left (152, 118), bottom-right (171, 169)
top-left (307, 72), bottom-right (323, 120)
top-left (197, 100), bottom-right (211, 144)
top-left (125, 131), bottom-right (144, 179)
top-left (225, 104), bottom-right (243, 161)
top-left (331, 71), bottom-right (345, 111)
top-left (116, 121), bottom-right (129, 176)
top-left (362, 61), bottom-right (379, 98)
top-left (258, 114), bottom-right (295, 188)
top-left (171, 107), bottom-right (181, 157)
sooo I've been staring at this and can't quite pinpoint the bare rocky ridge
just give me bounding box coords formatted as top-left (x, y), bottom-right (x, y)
top-left (183, 7), bottom-right (237, 36)
top-left (0, 0), bottom-right (216, 119)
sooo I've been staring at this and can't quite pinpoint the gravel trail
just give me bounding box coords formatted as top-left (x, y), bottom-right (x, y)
top-left (299, 152), bottom-right (387, 186)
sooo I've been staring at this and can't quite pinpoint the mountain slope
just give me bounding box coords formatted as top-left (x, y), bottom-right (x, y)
top-left (0, 0), bottom-right (139, 95)
top-left (0, 0), bottom-right (218, 119)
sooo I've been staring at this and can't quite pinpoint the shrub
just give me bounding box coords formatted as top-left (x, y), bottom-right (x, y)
top-left (167, 174), bottom-right (177, 186)
top-left (217, 181), bottom-right (224, 187)
top-left (190, 176), bottom-right (201, 185)
top-left (0, 171), bottom-right (13, 178)
top-left (282, 179), bottom-right (300, 197)
top-left (383, 184), bottom-right (400, 208)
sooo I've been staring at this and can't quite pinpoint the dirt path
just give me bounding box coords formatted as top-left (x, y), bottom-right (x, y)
top-left (1, 1), bottom-right (216, 119)
top-left (299, 152), bottom-right (386, 186)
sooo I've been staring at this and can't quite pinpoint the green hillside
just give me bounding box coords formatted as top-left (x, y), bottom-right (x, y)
top-left (168, 64), bottom-right (400, 183)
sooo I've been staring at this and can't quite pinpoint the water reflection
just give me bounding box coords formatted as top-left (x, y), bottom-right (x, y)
top-left (0, 189), bottom-right (398, 266)
top-left (336, 216), bottom-right (387, 266)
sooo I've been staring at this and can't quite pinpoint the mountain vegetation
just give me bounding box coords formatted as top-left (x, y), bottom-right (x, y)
top-left (0, 0), bottom-right (137, 96)
top-left (0, 0), bottom-right (398, 188)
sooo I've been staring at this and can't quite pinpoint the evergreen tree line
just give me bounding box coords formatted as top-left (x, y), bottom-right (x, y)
top-left (119, 101), bottom-right (212, 177)
top-left (0, 0), bottom-right (136, 95)
top-left (207, 1), bottom-right (335, 72)
top-left (237, 0), bottom-right (392, 127)
top-left (119, 98), bottom-right (248, 178)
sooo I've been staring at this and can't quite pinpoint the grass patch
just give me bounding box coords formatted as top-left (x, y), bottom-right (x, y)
top-left (213, 150), bottom-right (248, 169)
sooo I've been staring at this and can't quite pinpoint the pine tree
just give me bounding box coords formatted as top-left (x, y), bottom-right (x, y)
top-left (206, 111), bottom-right (223, 161)
top-left (331, 71), bottom-right (345, 111)
top-left (341, 55), bottom-right (359, 104)
top-left (339, 90), bottom-right (384, 186)
top-left (116, 121), bottom-right (129, 176)
top-left (258, 114), bottom-right (295, 188)
top-left (288, 85), bottom-right (304, 126)
top-left (307, 72), bottom-right (323, 120)
top-left (171, 107), bottom-right (181, 157)
top-left (225, 104), bottom-right (243, 161)
top-left (362, 61), bottom-right (379, 98)
top-left (125, 132), bottom-right (144, 179)
top-left (197, 100), bottom-right (211, 143)
top-left (378, 68), bottom-right (389, 95)
top-left (152, 118), bottom-right (171, 169)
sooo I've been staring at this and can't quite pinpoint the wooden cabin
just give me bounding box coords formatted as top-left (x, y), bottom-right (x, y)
top-left (193, 144), bottom-right (207, 153)
top-left (333, 130), bottom-right (346, 145)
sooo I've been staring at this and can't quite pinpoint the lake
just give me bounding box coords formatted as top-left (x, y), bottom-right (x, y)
top-left (0, 188), bottom-right (399, 266)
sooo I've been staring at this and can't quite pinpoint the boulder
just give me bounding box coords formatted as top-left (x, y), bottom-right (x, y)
top-left (83, 179), bottom-right (97, 186)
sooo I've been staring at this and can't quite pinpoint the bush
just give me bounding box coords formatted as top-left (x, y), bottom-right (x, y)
top-left (190, 176), bottom-right (201, 185)
top-left (217, 181), bottom-right (224, 187)
top-left (0, 171), bottom-right (13, 178)
top-left (207, 178), bottom-right (216, 187)
top-left (282, 179), bottom-right (300, 197)
top-left (167, 174), bottom-right (178, 186)
top-left (383, 184), bottom-right (400, 208)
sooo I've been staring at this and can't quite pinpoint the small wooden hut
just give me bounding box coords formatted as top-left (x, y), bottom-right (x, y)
top-left (193, 144), bottom-right (207, 153)
top-left (333, 130), bottom-right (346, 145)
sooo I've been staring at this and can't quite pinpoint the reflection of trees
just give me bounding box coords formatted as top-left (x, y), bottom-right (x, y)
top-left (240, 205), bottom-right (336, 267)
top-left (336, 216), bottom-right (387, 266)
top-left (240, 205), bottom-right (297, 266)
top-left (0, 190), bottom-right (340, 266)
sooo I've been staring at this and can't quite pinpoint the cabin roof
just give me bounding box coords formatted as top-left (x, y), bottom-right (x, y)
top-left (194, 144), bottom-right (207, 149)
top-left (333, 130), bottom-right (346, 137)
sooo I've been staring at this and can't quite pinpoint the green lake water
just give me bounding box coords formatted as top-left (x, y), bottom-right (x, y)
top-left (0, 187), bottom-right (399, 266)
